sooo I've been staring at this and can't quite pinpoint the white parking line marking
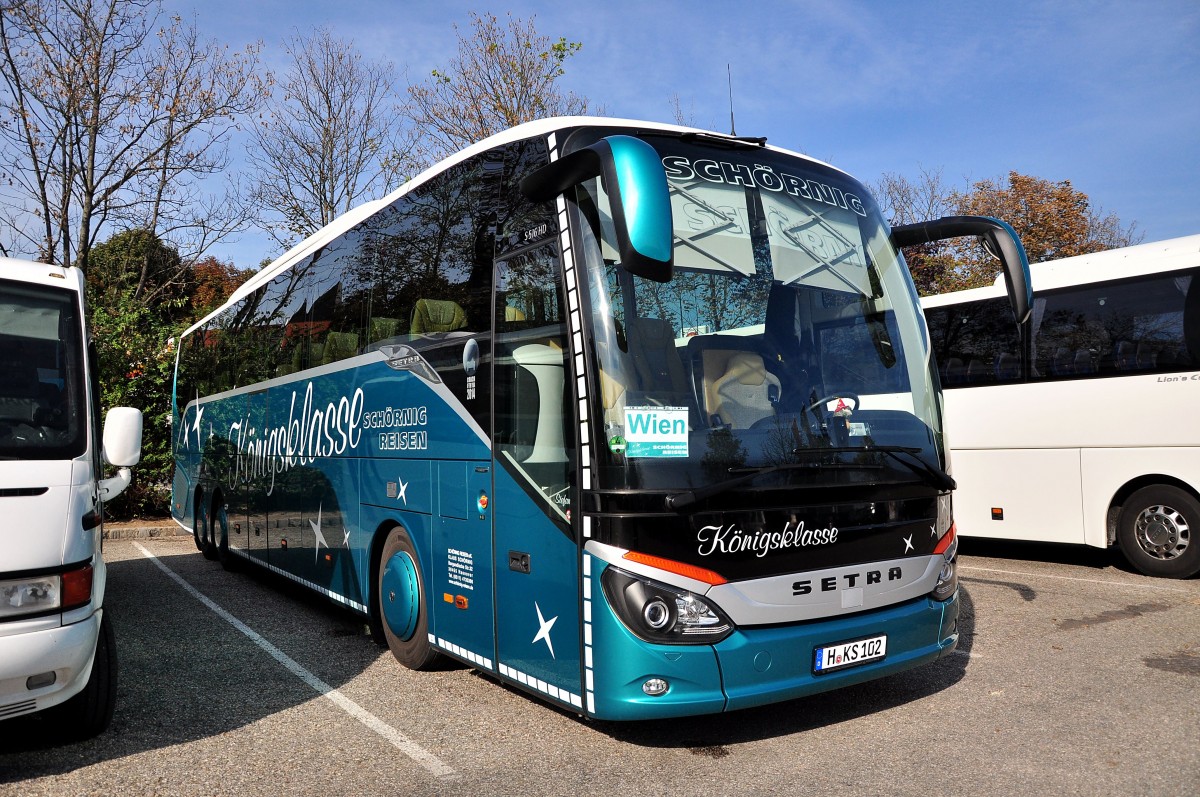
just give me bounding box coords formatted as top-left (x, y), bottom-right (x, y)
top-left (134, 542), bottom-right (457, 780)
top-left (959, 565), bottom-right (1190, 593)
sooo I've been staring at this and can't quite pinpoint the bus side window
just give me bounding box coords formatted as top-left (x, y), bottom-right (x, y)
top-left (1031, 272), bottom-right (1196, 379)
top-left (925, 298), bottom-right (1023, 386)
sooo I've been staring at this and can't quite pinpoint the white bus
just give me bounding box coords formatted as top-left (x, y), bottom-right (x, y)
top-left (921, 234), bottom-right (1200, 578)
top-left (0, 257), bottom-right (143, 738)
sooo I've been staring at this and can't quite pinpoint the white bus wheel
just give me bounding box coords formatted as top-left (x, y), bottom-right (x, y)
top-left (1117, 485), bottom-right (1200, 579)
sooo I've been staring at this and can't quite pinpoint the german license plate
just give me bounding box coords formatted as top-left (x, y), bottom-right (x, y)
top-left (813, 635), bottom-right (887, 674)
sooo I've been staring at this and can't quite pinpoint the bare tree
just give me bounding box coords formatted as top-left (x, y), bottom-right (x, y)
top-left (406, 11), bottom-right (588, 166)
top-left (0, 0), bottom-right (267, 276)
top-left (247, 27), bottom-right (406, 250)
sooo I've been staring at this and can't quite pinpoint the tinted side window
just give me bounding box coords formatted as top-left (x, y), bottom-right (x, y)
top-left (1031, 269), bottom-right (1199, 379)
top-left (925, 297), bottom-right (1023, 386)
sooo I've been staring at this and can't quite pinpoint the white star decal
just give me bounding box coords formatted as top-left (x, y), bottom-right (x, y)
top-left (309, 503), bottom-right (329, 563)
top-left (903, 534), bottom-right (914, 554)
top-left (930, 524), bottom-right (938, 538)
top-left (342, 527), bottom-right (351, 547)
top-left (396, 478), bottom-right (408, 504)
top-left (532, 602), bottom-right (558, 659)
top-left (191, 404), bottom-right (204, 450)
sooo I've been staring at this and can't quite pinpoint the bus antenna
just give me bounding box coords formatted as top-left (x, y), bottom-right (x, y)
top-left (727, 64), bottom-right (737, 136)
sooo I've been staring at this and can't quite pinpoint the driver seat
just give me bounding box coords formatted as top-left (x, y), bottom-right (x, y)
top-left (709, 352), bottom-right (781, 428)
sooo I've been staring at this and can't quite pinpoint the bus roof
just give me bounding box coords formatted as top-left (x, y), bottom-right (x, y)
top-left (920, 233), bottom-right (1200, 308)
top-left (182, 116), bottom-right (849, 338)
top-left (0, 256), bottom-right (84, 294)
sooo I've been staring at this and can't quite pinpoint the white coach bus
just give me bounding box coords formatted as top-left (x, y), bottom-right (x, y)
top-left (0, 257), bottom-right (143, 738)
top-left (921, 235), bottom-right (1200, 578)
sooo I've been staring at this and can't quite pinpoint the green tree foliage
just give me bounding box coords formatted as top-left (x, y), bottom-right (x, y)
top-left (87, 230), bottom-right (243, 518)
top-left (87, 231), bottom-right (185, 517)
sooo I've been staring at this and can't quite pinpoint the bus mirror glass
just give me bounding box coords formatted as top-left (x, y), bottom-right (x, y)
top-left (892, 215), bottom-right (1032, 326)
top-left (102, 406), bottom-right (143, 468)
top-left (984, 220), bottom-right (1033, 327)
top-left (519, 135), bottom-right (674, 282)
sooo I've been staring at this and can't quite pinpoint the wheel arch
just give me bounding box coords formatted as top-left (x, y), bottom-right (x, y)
top-left (1107, 474), bottom-right (1200, 546)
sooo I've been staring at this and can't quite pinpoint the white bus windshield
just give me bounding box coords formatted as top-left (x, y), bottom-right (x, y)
top-left (0, 281), bottom-right (85, 460)
top-left (570, 132), bottom-right (942, 493)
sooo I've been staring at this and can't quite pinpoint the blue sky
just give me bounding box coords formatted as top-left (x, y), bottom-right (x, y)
top-left (165, 0), bottom-right (1200, 268)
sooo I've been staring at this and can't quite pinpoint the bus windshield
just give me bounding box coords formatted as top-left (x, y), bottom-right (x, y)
top-left (571, 132), bottom-right (942, 494)
top-left (0, 280), bottom-right (85, 460)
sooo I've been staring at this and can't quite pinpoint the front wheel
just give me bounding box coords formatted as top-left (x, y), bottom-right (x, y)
top-left (1117, 485), bottom-right (1200, 579)
top-left (376, 526), bottom-right (442, 670)
top-left (50, 611), bottom-right (117, 740)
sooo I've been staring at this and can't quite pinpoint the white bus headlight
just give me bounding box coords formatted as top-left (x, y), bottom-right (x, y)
top-left (0, 564), bottom-right (92, 619)
top-left (601, 567), bottom-right (733, 644)
top-left (1, 575), bottom-right (61, 618)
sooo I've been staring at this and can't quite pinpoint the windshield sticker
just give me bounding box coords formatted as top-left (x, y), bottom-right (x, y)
top-left (623, 405), bottom-right (688, 458)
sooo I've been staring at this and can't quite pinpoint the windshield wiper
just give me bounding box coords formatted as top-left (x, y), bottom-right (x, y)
top-left (792, 445), bottom-right (955, 492)
top-left (663, 445), bottom-right (954, 511)
top-left (664, 460), bottom-right (865, 511)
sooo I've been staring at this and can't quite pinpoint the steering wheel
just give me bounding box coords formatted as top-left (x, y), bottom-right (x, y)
top-left (804, 392), bottom-right (861, 416)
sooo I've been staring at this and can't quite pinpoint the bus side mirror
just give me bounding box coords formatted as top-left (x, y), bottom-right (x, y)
top-left (99, 407), bottom-right (142, 503)
top-left (520, 135), bottom-right (674, 282)
top-left (892, 215), bottom-right (1033, 326)
top-left (102, 406), bottom-right (143, 468)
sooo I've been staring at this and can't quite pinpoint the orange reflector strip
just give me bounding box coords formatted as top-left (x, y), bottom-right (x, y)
top-left (933, 524), bottom-right (957, 556)
top-left (622, 551), bottom-right (727, 585)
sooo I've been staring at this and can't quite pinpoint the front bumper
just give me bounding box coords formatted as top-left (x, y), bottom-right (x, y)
top-left (0, 610), bottom-right (101, 720)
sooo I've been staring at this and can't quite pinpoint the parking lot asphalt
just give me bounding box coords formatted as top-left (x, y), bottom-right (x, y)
top-left (2, 536), bottom-right (1197, 796)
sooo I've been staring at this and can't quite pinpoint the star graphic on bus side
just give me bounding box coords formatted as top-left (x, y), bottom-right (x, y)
top-left (532, 602), bottom-right (558, 659)
top-left (396, 478), bottom-right (408, 504)
top-left (191, 404), bottom-right (204, 451)
top-left (310, 503), bottom-right (329, 563)
top-left (903, 534), bottom-right (914, 554)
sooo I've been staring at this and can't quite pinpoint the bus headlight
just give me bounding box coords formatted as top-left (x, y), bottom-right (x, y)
top-left (601, 567), bottom-right (733, 644)
top-left (930, 523), bottom-right (958, 602)
top-left (0, 564), bottom-right (92, 619)
top-left (1, 574), bottom-right (61, 618)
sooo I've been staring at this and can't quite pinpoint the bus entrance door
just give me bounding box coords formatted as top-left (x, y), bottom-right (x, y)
top-left (431, 459), bottom-right (496, 668)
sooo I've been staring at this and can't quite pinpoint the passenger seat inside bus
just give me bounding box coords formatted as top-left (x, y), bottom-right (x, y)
top-left (410, 298), bottom-right (468, 334)
top-left (707, 351), bottom-right (781, 428)
top-left (628, 317), bottom-right (689, 400)
top-left (686, 336), bottom-right (783, 427)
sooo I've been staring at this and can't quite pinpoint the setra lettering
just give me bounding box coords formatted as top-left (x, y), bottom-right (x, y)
top-left (792, 566), bottom-right (903, 596)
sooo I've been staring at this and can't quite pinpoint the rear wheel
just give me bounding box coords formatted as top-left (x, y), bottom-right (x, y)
top-left (377, 526), bottom-right (442, 670)
top-left (193, 495), bottom-right (205, 553)
top-left (1117, 485), bottom-right (1200, 578)
top-left (214, 500), bottom-right (238, 571)
top-left (200, 495), bottom-right (219, 561)
top-left (51, 611), bottom-right (117, 740)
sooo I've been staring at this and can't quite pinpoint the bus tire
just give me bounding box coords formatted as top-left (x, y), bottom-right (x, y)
top-left (377, 527), bottom-right (442, 671)
top-left (199, 495), bottom-right (219, 561)
top-left (51, 610), bottom-right (117, 740)
top-left (1117, 485), bottom-right (1200, 579)
top-left (214, 500), bottom-right (238, 572)
top-left (193, 495), bottom-right (205, 553)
